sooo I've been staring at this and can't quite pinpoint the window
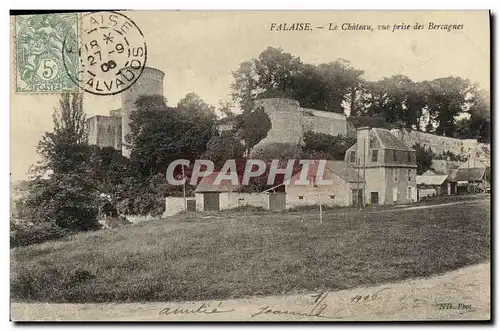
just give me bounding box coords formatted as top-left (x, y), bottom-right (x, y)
top-left (407, 151), bottom-right (412, 163)
top-left (408, 169), bottom-right (412, 182)
top-left (298, 196), bottom-right (304, 200)
top-left (329, 195), bottom-right (335, 199)
top-left (392, 150), bottom-right (397, 162)
top-left (407, 186), bottom-right (412, 199)
top-left (349, 151), bottom-right (356, 163)
top-left (393, 168), bottom-right (399, 182)
top-left (372, 150), bottom-right (378, 162)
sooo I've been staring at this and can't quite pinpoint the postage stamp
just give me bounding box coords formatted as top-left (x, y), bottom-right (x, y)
top-left (63, 11), bottom-right (147, 96)
top-left (14, 13), bottom-right (79, 93)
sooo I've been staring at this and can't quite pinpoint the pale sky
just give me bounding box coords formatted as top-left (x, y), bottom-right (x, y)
top-left (10, 10), bottom-right (490, 182)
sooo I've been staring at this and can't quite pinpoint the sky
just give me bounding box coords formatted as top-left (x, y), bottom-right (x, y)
top-left (10, 10), bottom-right (490, 182)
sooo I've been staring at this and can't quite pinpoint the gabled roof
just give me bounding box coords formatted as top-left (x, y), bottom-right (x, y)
top-left (195, 172), bottom-right (240, 193)
top-left (372, 128), bottom-right (414, 151)
top-left (288, 160), bottom-right (363, 185)
top-left (453, 168), bottom-right (486, 182)
top-left (416, 175), bottom-right (449, 186)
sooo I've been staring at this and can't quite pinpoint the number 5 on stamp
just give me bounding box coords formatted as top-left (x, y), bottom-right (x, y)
top-left (14, 13), bottom-right (79, 93)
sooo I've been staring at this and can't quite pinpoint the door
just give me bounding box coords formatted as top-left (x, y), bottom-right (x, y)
top-left (370, 192), bottom-right (379, 205)
top-left (352, 189), bottom-right (363, 207)
top-left (269, 193), bottom-right (286, 211)
top-left (203, 193), bottom-right (220, 211)
top-left (186, 199), bottom-right (196, 211)
top-left (392, 187), bottom-right (398, 203)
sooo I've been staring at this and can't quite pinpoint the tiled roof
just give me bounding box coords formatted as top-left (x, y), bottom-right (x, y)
top-left (416, 175), bottom-right (449, 186)
top-left (453, 168), bottom-right (486, 182)
top-left (195, 172), bottom-right (241, 192)
top-left (373, 128), bottom-right (414, 151)
top-left (289, 160), bottom-right (363, 185)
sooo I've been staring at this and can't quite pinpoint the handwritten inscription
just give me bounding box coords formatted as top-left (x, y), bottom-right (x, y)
top-left (159, 302), bottom-right (234, 316)
top-left (250, 291), bottom-right (339, 319)
top-left (351, 287), bottom-right (391, 304)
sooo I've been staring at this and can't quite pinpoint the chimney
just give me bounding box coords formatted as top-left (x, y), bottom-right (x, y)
top-left (356, 127), bottom-right (370, 167)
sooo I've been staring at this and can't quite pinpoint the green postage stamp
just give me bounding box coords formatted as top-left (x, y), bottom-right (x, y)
top-left (14, 13), bottom-right (79, 93)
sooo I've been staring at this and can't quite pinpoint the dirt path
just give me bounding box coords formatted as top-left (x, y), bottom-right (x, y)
top-left (11, 262), bottom-right (490, 321)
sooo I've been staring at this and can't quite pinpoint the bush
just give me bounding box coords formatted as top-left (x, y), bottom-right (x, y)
top-left (10, 220), bottom-right (68, 248)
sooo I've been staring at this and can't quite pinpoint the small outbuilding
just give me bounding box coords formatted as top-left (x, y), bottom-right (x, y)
top-left (285, 161), bottom-right (365, 208)
top-left (452, 167), bottom-right (490, 193)
top-left (194, 172), bottom-right (269, 211)
top-left (416, 174), bottom-right (454, 199)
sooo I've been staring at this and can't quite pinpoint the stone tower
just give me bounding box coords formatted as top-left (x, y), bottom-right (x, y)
top-left (121, 67), bottom-right (165, 157)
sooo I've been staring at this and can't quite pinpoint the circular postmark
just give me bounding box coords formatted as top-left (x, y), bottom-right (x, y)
top-left (63, 11), bottom-right (147, 96)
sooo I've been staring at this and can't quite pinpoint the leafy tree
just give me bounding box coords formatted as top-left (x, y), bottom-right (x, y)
top-left (413, 143), bottom-right (435, 175)
top-left (231, 47), bottom-right (364, 114)
top-left (234, 105), bottom-right (272, 153)
top-left (467, 87), bottom-right (490, 143)
top-left (246, 143), bottom-right (303, 192)
top-left (22, 93), bottom-right (99, 233)
top-left (302, 131), bottom-right (357, 160)
top-left (127, 94), bottom-right (216, 177)
top-left (201, 131), bottom-right (246, 170)
top-left (424, 77), bottom-right (472, 137)
top-left (89, 146), bottom-right (129, 200)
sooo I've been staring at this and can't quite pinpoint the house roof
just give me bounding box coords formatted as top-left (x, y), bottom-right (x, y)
top-left (372, 128), bottom-right (414, 151)
top-left (416, 175), bottom-right (449, 186)
top-left (194, 172), bottom-right (240, 193)
top-left (452, 168), bottom-right (486, 182)
top-left (288, 160), bottom-right (363, 185)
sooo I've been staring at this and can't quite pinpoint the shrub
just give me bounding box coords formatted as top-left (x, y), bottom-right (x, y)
top-left (10, 220), bottom-right (68, 248)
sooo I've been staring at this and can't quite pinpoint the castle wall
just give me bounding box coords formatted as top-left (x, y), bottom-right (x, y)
top-left (109, 108), bottom-right (122, 117)
top-left (390, 128), bottom-right (490, 159)
top-left (302, 108), bottom-right (348, 137)
top-left (86, 115), bottom-right (122, 150)
top-left (121, 67), bottom-right (165, 157)
top-left (253, 98), bottom-right (347, 151)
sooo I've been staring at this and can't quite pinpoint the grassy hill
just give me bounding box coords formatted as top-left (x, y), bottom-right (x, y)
top-left (11, 198), bottom-right (490, 303)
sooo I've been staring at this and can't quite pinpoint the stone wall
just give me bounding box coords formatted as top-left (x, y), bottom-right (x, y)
top-left (390, 128), bottom-right (490, 159)
top-left (220, 192), bottom-right (268, 210)
top-left (253, 98), bottom-right (347, 151)
top-left (164, 197), bottom-right (193, 216)
top-left (86, 115), bottom-right (122, 150)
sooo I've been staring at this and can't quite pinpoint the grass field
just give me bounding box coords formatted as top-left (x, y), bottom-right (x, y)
top-left (11, 198), bottom-right (490, 303)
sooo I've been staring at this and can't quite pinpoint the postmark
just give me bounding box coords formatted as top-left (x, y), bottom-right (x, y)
top-left (14, 13), bottom-right (79, 93)
top-left (63, 11), bottom-right (147, 96)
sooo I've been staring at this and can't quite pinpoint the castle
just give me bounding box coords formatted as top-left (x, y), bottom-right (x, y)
top-left (86, 67), bottom-right (166, 157)
top-left (86, 67), bottom-right (489, 165)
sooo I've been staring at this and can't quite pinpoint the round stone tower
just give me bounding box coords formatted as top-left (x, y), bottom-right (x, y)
top-left (121, 67), bottom-right (165, 157)
top-left (251, 98), bottom-right (304, 152)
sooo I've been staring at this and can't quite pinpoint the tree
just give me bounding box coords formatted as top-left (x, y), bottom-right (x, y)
top-left (424, 77), bottom-right (472, 137)
top-left (22, 93), bottom-right (99, 233)
top-left (467, 87), bottom-right (490, 143)
top-left (234, 105), bottom-right (272, 153)
top-left (247, 143), bottom-right (303, 192)
top-left (127, 94), bottom-right (216, 177)
top-left (413, 143), bottom-right (434, 175)
top-left (201, 131), bottom-right (246, 170)
top-left (302, 131), bottom-right (357, 161)
top-left (231, 47), bottom-right (364, 114)
top-left (35, 93), bottom-right (89, 174)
